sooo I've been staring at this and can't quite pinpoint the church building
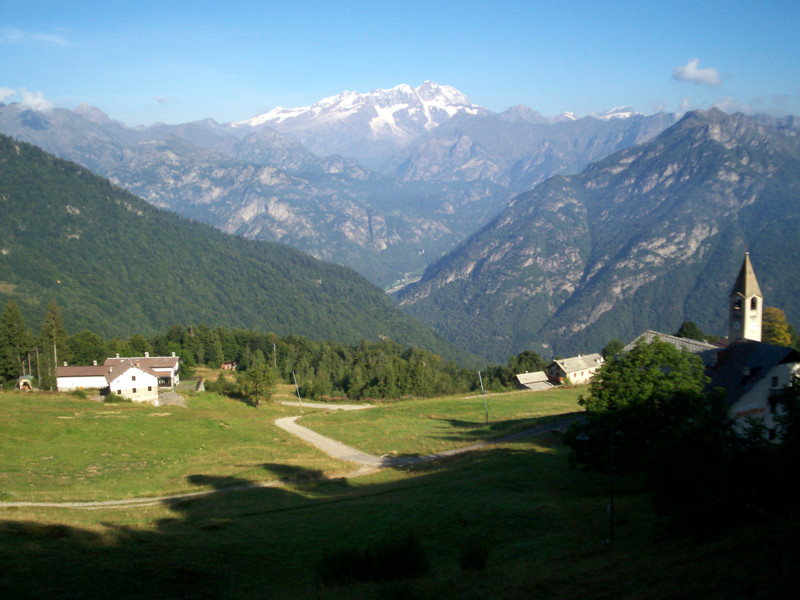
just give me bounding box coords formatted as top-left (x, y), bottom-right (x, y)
top-left (708, 253), bottom-right (800, 438)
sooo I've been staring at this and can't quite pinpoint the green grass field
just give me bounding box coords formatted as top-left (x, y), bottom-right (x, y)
top-left (1, 386), bottom-right (797, 599)
top-left (0, 389), bottom-right (350, 502)
top-left (299, 387), bottom-right (582, 456)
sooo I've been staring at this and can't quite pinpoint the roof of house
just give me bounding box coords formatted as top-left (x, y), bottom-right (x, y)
top-left (731, 252), bottom-right (762, 298)
top-left (516, 370), bottom-right (553, 391)
top-left (104, 356), bottom-right (179, 371)
top-left (56, 365), bottom-right (109, 378)
top-left (623, 331), bottom-right (718, 360)
top-left (105, 360), bottom-right (160, 385)
top-left (551, 354), bottom-right (603, 374)
top-left (706, 339), bottom-right (800, 404)
top-left (516, 371), bottom-right (549, 385)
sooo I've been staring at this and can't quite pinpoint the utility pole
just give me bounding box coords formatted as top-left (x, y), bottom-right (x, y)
top-left (478, 370), bottom-right (488, 424)
top-left (292, 371), bottom-right (302, 414)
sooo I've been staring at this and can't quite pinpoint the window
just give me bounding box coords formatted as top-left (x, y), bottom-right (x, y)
top-left (751, 297), bottom-right (758, 310)
top-left (771, 376), bottom-right (779, 387)
top-left (148, 386), bottom-right (152, 391)
top-left (734, 298), bottom-right (742, 311)
top-left (132, 375), bottom-right (136, 381)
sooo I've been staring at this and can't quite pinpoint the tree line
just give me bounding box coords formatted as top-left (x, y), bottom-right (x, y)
top-left (0, 299), bottom-right (546, 399)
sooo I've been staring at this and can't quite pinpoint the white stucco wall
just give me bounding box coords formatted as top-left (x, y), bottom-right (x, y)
top-left (56, 375), bottom-right (108, 391)
top-left (108, 368), bottom-right (159, 404)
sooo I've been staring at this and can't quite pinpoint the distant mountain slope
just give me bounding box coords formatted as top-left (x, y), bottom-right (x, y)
top-left (396, 110), bottom-right (800, 360)
top-left (0, 134), bottom-right (473, 363)
top-left (0, 101), bottom-right (503, 288)
top-left (387, 110), bottom-right (676, 192)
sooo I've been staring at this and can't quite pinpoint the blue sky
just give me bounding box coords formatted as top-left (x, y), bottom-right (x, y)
top-left (2, 0), bottom-right (799, 126)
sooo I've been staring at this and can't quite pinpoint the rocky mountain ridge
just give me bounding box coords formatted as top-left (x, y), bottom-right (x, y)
top-left (396, 109), bottom-right (800, 360)
top-left (0, 84), bottom-right (680, 288)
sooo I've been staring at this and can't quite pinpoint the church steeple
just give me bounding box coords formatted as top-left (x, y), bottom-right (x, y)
top-left (729, 252), bottom-right (763, 341)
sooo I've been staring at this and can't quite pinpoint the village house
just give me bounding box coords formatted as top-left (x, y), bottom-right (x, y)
top-left (56, 358), bottom-right (160, 404)
top-left (104, 352), bottom-right (180, 388)
top-left (56, 352), bottom-right (180, 405)
top-left (546, 354), bottom-right (604, 386)
top-left (515, 370), bottom-right (553, 391)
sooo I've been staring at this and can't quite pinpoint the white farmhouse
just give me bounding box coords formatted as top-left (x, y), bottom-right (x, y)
top-left (104, 352), bottom-right (180, 388)
top-left (56, 364), bottom-right (109, 391)
top-left (546, 354), bottom-right (604, 386)
top-left (56, 354), bottom-right (178, 405)
top-left (106, 360), bottom-right (160, 404)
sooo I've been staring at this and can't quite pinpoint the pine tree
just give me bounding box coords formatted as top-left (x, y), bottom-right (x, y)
top-left (0, 300), bottom-right (31, 382)
top-left (38, 300), bottom-right (68, 390)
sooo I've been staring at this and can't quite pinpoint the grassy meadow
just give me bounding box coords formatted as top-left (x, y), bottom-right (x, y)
top-left (0, 388), bottom-right (350, 502)
top-left (1, 383), bottom-right (797, 599)
top-left (299, 387), bottom-right (583, 456)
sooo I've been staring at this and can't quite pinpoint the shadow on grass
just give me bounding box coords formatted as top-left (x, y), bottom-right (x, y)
top-left (428, 412), bottom-right (582, 444)
top-left (0, 444), bottom-right (560, 598)
top-left (2, 435), bottom-right (796, 600)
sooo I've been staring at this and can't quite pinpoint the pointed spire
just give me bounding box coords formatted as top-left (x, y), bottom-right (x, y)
top-left (730, 252), bottom-right (762, 298)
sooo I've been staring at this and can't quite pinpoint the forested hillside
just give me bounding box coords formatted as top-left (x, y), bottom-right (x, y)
top-left (0, 135), bottom-right (472, 363)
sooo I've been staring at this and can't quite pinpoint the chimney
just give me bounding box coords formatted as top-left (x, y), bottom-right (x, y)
top-left (116, 353), bottom-right (120, 358)
top-left (63, 361), bottom-right (68, 366)
top-left (93, 360), bottom-right (97, 366)
top-left (172, 352), bottom-right (176, 357)
top-left (144, 352), bottom-right (149, 358)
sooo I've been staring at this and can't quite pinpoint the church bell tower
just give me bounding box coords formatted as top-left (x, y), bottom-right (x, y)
top-left (729, 252), bottom-right (763, 342)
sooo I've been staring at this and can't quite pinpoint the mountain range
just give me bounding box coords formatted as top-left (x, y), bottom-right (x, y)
top-left (395, 109), bottom-right (800, 360)
top-left (2, 84), bottom-right (798, 364)
top-left (0, 133), bottom-right (473, 364)
top-left (0, 83), bottom-right (677, 288)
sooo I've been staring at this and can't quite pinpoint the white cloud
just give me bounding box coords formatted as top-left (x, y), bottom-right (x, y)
top-left (0, 27), bottom-right (67, 46)
top-left (19, 88), bottom-right (53, 111)
top-left (673, 58), bottom-right (722, 86)
top-left (676, 97), bottom-right (694, 118)
top-left (714, 96), bottom-right (752, 115)
top-left (0, 87), bottom-right (16, 103)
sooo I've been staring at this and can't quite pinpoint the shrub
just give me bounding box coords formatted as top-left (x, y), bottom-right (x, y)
top-left (104, 392), bottom-right (131, 403)
top-left (316, 530), bottom-right (429, 587)
top-left (459, 537), bottom-right (489, 572)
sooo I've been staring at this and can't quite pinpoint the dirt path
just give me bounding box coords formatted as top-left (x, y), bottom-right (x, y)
top-left (275, 414), bottom-right (579, 468)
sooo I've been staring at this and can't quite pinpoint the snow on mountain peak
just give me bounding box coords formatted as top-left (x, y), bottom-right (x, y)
top-left (232, 82), bottom-right (483, 136)
top-left (592, 106), bottom-right (639, 120)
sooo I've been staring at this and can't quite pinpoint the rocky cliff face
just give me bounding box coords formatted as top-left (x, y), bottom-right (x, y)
top-left (396, 110), bottom-right (800, 360)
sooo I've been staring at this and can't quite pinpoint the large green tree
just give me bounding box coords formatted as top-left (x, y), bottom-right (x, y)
top-left (567, 337), bottom-right (709, 472)
top-left (237, 361), bottom-right (274, 408)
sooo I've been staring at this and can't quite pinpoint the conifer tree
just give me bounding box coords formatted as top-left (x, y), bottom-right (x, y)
top-left (38, 300), bottom-right (68, 389)
top-left (0, 300), bottom-right (31, 382)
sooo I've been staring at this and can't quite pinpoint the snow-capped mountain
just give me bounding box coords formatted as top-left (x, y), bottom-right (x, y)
top-left (592, 106), bottom-right (640, 120)
top-left (233, 81), bottom-right (488, 168)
